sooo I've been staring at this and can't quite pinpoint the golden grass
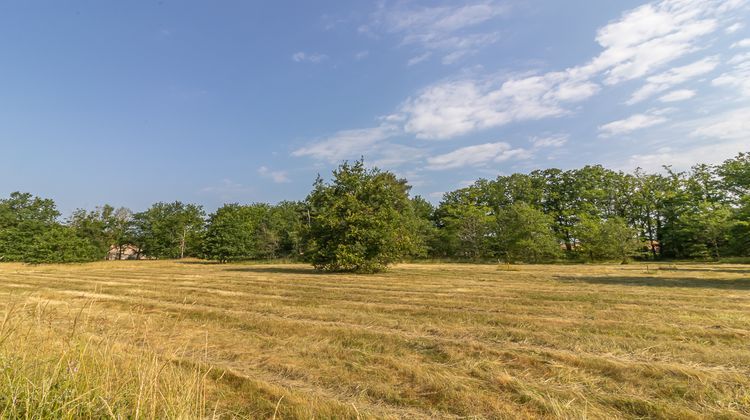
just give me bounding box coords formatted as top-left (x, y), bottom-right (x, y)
top-left (0, 261), bottom-right (748, 418)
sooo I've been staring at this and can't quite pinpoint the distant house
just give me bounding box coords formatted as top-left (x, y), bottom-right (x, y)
top-left (106, 245), bottom-right (144, 260)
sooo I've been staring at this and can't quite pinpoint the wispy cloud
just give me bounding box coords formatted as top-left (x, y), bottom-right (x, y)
top-left (426, 142), bottom-right (530, 170)
top-left (627, 107), bottom-right (750, 170)
top-left (693, 106), bottom-right (750, 140)
top-left (257, 166), bottom-right (290, 184)
top-left (659, 89), bottom-right (696, 102)
top-left (293, 0), bottom-right (746, 170)
top-left (354, 50), bottom-right (370, 60)
top-left (292, 124), bottom-right (399, 162)
top-left (626, 56), bottom-right (719, 104)
top-left (365, 1), bottom-right (509, 65)
top-left (726, 22), bottom-right (744, 34)
top-left (731, 38), bottom-right (750, 48)
top-left (393, 0), bottom-right (740, 140)
top-left (292, 51), bottom-right (328, 63)
top-left (400, 73), bottom-right (598, 140)
top-left (407, 52), bottom-right (432, 66)
top-left (712, 52), bottom-right (750, 96)
top-left (531, 134), bottom-right (569, 148)
top-left (599, 111), bottom-right (668, 138)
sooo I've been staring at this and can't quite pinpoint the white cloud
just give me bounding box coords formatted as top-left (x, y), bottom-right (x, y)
top-left (724, 22), bottom-right (745, 34)
top-left (292, 124), bottom-right (398, 163)
top-left (354, 50), bottom-right (370, 60)
top-left (369, 1), bottom-right (508, 65)
top-left (731, 38), bottom-right (750, 48)
top-left (397, 0), bottom-right (739, 139)
top-left (625, 107), bottom-right (750, 171)
top-left (585, 0), bottom-right (728, 85)
top-left (693, 106), bottom-right (750, 140)
top-left (726, 22), bottom-right (744, 33)
top-left (659, 89), bottom-right (697, 102)
top-left (401, 73), bottom-right (598, 139)
top-left (728, 52), bottom-right (750, 65)
top-left (626, 56), bottom-right (719, 104)
top-left (407, 52), bottom-right (432, 66)
top-left (426, 142), bottom-right (531, 170)
top-left (257, 167), bottom-right (291, 184)
top-left (599, 112), bottom-right (668, 137)
top-left (625, 107), bottom-right (749, 170)
top-left (712, 52), bottom-right (750, 96)
top-left (292, 52), bottom-right (328, 63)
top-left (370, 144), bottom-right (427, 168)
top-left (531, 134), bottom-right (569, 148)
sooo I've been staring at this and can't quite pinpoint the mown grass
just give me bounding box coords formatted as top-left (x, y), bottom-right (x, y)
top-left (0, 261), bottom-right (748, 418)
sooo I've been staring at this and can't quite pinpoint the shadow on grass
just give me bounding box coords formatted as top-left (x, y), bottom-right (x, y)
top-left (665, 267), bottom-right (750, 275)
top-left (176, 260), bottom-right (222, 265)
top-left (223, 266), bottom-right (330, 275)
top-left (556, 275), bottom-right (750, 290)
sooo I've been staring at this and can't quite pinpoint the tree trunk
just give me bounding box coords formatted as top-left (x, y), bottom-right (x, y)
top-left (712, 239), bottom-right (720, 260)
top-left (646, 215), bottom-right (657, 259)
top-left (180, 226), bottom-right (186, 259)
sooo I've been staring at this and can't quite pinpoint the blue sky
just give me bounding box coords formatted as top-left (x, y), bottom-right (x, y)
top-left (1, 0), bottom-right (748, 214)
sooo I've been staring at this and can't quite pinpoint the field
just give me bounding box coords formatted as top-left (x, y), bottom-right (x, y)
top-left (0, 261), bottom-right (749, 419)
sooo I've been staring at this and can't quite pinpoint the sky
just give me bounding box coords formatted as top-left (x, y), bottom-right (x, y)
top-left (1, 0), bottom-right (749, 215)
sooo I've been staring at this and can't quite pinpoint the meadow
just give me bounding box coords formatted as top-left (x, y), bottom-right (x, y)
top-left (0, 261), bottom-right (748, 419)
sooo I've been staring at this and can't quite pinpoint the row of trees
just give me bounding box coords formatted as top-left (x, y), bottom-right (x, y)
top-left (1, 153), bottom-right (748, 270)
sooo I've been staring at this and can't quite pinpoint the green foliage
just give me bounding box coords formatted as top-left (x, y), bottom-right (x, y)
top-left (0, 192), bottom-right (101, 263)
top-left (575, 216), bottom-right (641, 262)
top-left (202, 201), bottom-right (307, 263)
top-left (2, 152), bottom-right (750, 266)
top-left (718, 152), bottom-right (750, 197)
top-left (202, 203), bottom-right (266, 262)
top-left (133, 202), bottom-right (205, 259)
top-left (68, 205), bottom-right (134, 260)
top-left (409, 196), bottom-right (439, 258)
top-left (303, 160), bottom-right (421, 272)
top-left (434, 188), bottom-right (493, 259)
top-left (493, 202), bottom-right (561, 263)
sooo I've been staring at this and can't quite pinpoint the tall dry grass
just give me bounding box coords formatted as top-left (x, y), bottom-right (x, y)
top-left (0, 260), bottom-right (748, 418)
top-left (0, 298), bottom-right (215, 419)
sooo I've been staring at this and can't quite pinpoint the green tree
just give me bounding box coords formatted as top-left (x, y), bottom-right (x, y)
top-left (0, 192), bottom-right (60, 261)
top-left (303, 161), bottom-right (421, 273)
top-left (67, 205), bottom-right (133, 259)
top-left (133, 202), bottom-right (205, 259)
top-left (718, 153), bottom-right (750, 199)
top-left (269, 201), bottom-right (306, 258)
top-left (683, 202), bottom-right (734, 260)
top-left (493, 202), bottom-right (561, 263)
top-left (0, 192), bottom-right (101, 263)
top-left (575, 216), bottom-right (640, 263)
top-left (434, 188), bottom-right (493, 260)
top-left (409, 196), bottom-right (438, 258)
top-left (203, 204), bottom-right (263, 262)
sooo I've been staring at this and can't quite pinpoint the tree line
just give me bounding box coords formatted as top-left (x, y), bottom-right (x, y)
top-left (1, 153), bottom-right (748, 271)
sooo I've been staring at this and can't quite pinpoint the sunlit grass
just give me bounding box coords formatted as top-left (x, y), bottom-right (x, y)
top-left (0, 260), bottom-right (748, 418)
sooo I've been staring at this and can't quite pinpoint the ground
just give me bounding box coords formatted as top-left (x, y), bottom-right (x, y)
top-left (0, 261), bottom-right (748, 419)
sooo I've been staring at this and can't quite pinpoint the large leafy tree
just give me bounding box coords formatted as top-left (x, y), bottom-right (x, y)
top-left (0, 192), bottom-right (60, 261)
top-left (0, 192), bottom-right (100, 263)
top-left (434, 187), bottom-right (493, 260)
top-left (493, 202), bottom-right (561, 263)
top-left (203, 204), bottom-right (268, 262)
top-left (133, 202), bottom-right (205, 259)
top-left (67, 205), bottom-right (134, 259)
top-left (303, 160), bottom-right (421, 272)
top-left (574, 216), bottom-right (641, 263)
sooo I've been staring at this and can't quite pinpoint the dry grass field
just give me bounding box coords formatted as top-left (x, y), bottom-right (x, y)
top-left (0, 261), bottom-right (749, 419)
